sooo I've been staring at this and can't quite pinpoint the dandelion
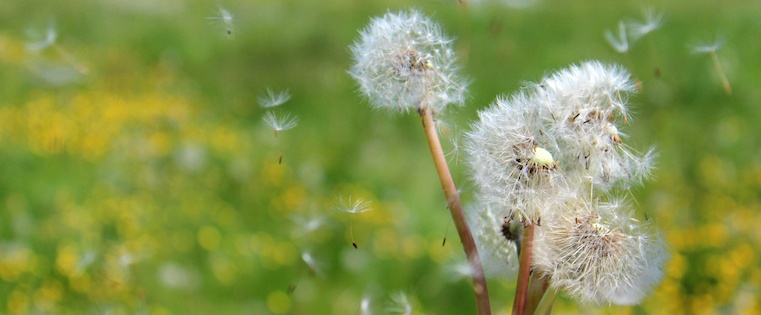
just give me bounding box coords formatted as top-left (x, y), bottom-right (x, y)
top-left (206, 5), bottom-right (235, 37)
top-left (690, 36), bottom-right (732, 95)
top-left (532, 196), bottom-right (667, 305)
top-left (348, 9), bottom-right (467, 114)
top-left (604, 21), bottom-right (629, 54)
top-left (466, 91), bottom-right (565, 223)
top-left (537, 61), bottom-right (654, 189)
top-left (466, 61), bottom-right (662, 313)
top-left (334, 196), bottom-right (372, 249)
top-left (262, 111), bottom-right (297, 164)
top-left (258, 88), bottom-right (291, 108)
top-left (350, 10), bottom-right (489, 313)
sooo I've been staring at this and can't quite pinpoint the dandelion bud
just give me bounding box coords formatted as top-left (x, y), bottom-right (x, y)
top-left (349, 9), bottom-right (467, 114)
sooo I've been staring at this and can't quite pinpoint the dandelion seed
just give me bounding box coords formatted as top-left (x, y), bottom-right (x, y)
top-left (628, 7), bottom-right (663, 42)
top-left (263, 111), bottom-right (297, 164)
top-left (263, 111), bottom-right (298, 132)
top-left (386, 291), bottom-right (413, 315)
top-left (349, 9), bottom-right (468, 114)
top-left (258, 88), bottom-right (291, 108)
top-left (690, 36), bottom-right (732, 95)
top-left (334, 196), bottom-right (373, 214)
top-left (604, 21), bottom-right (629, 54)
top-left (334, 196), bottom-right (373, 248)
top-left (301, 251), bottom-right (323, 277)
top-left (361, 296), bottom-right (373, 315)
top-left (25, 24), bottom-right (57, 52)
top-left (206, 5), bottom-right (235, 37)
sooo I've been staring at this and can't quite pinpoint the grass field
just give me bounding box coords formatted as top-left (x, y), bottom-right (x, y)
top-left (1, 0), bottom-right (760, 314)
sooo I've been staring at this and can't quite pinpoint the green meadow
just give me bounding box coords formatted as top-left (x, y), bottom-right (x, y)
top-left (1, 0), bottom-right (760, 314)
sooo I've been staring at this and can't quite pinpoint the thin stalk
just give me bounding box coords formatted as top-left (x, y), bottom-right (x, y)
top-left (709, 51), bottom-right (732, 95)
top-left (512, 222), bottom-right (535, 315)
top-left (533, 288), bottom-right (558, 315)
top-left (419, 108), bottom-right (490, 315)
top-left (525, 271), bottom-right (550, 315)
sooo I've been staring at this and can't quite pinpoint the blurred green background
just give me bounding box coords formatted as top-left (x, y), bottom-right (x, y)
top-left (1, 0), bottom-right (760, 314)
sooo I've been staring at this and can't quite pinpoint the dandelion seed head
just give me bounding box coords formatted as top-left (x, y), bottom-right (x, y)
top-left (263, 111), bottom-right (298, 131)
top-left (258, 88), bottom-right (291, 108)
top-left (537, 61), bottom-right (651, 189)
top-left (466, 92), bottom-right (564, 221)
top-left (604, 21), bottom-right (629, 54)
top-left (532, 196), bottom-right (667, 305)
top-left (349, 9), bottom-right (468, 114)
top-left (465, 201), bottom-right (518, 278)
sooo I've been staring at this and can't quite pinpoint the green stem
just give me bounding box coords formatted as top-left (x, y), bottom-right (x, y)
top-left (533, 288), bottom-right (558, 315)
top-left (419, 108), bottom-right (491, 315)
top-left (525, 271), bottom-right (550, 315)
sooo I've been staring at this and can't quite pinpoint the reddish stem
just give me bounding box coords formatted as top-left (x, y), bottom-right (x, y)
top-left (419, 108), bottom-right (491, 315)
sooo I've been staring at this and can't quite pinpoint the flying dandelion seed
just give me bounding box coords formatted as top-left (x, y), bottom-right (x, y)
top-left (259, 88), bottom-right (292, 108)
top-left (361, 296), bottom-right (373, 315)
top-left (628, 7), bottom-right (663, 42)
top-left (386, 291), bottom-right (413, 315)
top-left (206, 5), bottom-right (235, 37)
top-left (25, 24), bottom-right (57, 52)
top-left (263, 111), bottom-right (298, 164)
top-left (691, 36), bottom-right (732, 95)
top-left (334, 196), bottom-right (373, 248)
top-left (629, 7), bottom-right (664, 77)
top-left (604, 21), bottom-right (629, 54)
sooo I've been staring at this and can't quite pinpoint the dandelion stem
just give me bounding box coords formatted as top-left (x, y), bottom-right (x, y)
top-left (512, 222), bottom-right (535, 315)
top-left (709, 51), bottom-right (732, 95)
top-left (524, 271), bottom-right (550, 315)
top-left (419, 108), bottom-right (490, 315)
top-left (533, 288), bottom-right (558, 315)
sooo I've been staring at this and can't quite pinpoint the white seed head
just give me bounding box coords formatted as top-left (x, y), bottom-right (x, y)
top-left (537, 61), bottom-right (652, 189)
top-left (465, 201), bottom-right (518, 277)
top-left (466, 92), bottom-right (566, 222)
top-left (532, 197), bottom-right (668, 305)
top-left (349, 9), bottom-right (467, 114)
